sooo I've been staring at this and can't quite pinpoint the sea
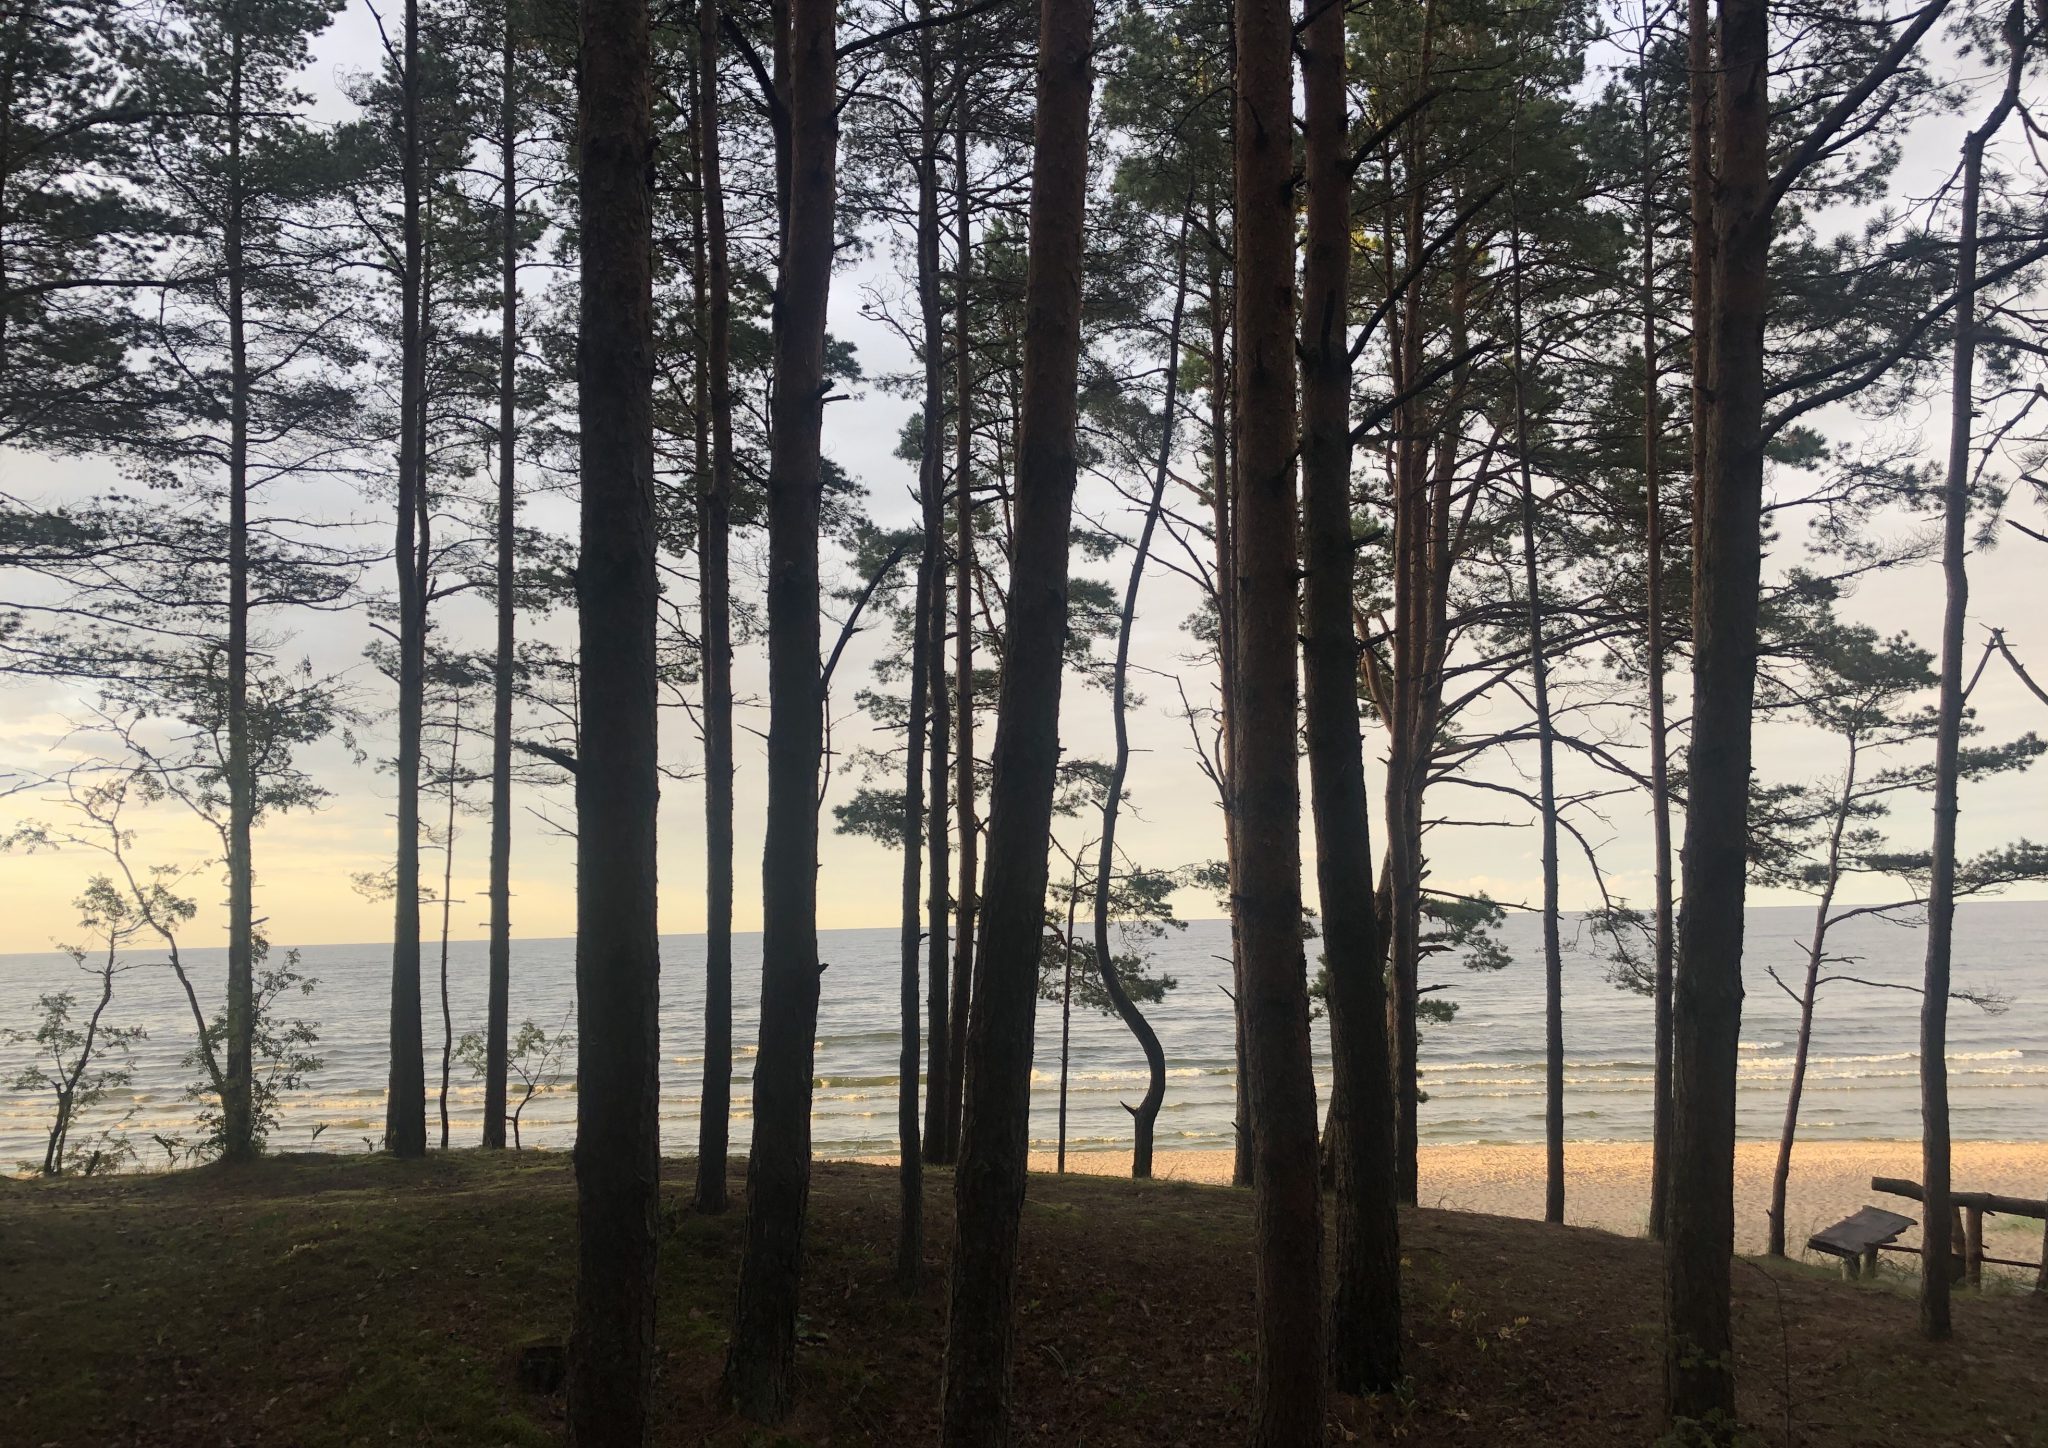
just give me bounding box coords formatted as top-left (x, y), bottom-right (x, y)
top-left (2, 900), bottom-right (2044, 1171)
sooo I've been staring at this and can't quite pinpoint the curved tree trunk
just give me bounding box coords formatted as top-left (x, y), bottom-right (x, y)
top-left (564, 0), bottom-right (660, 1429)
top-left (1767, 743), bottom-right (1854, 1258)
top-left (1921, 28), bottom-right (2022, 1339)
top-left (728, 0), bottom-right (838, 1418)
top-left (693, 0), bottom-right (737, 1217)
top-left (1302, 0), bottom-right (1401, 1391)
top-left (1092, 212), bottom-right (1189, 1182)
top-left (939, 0), bottom-right (1094, 1432)
top-left (1234, 0), bottom-right (1323, 1434)
top-left (386, 0), bottom-right (428, 1162)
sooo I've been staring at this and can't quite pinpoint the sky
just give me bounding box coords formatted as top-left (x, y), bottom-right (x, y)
top-left (2, 8), bottom-right (2045, 957)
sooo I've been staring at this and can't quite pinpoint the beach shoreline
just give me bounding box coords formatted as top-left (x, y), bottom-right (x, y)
top-left (859, 1139), bottom-right (2048, 1267)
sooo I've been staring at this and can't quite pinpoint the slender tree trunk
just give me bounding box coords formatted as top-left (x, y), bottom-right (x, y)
top-left (1204, 239), bottom-right (1251, 1191)
top-left (1057, 884), bottom-right (1076, 1173)
top-left (1665, 0), bottom-right (1767, 1433)
top-left (1235, 0), bottom-right (1323, 1435)
top-left (1302, 0), bottom-right (1400, 1391)
top-left (1641, 30), bottom-right (1676, 1236)
top-left (1767, 745), bottom-right (1853, 1259)
top-left (1506, 206), bottom-right (1565, 1226)
top-left (564, 0), bottom-right (660, 1431)
top-left (728, 0), bottom-right (838, 1417)
top-left (942, 103), bottom-right (976, 1167)
top-left (1093, 213), bottom-right (1188, 1181)
top-left (939, 0), bottom-right (1094, 1431)
top-left (483, 0), bottom-right (518, 1153)
top-left (1921, 28), bottom-right (2022, 1337)
top-left (221, 15), bottom-right (256, 1164)
top-left (437, 703), bottom-right (461, 1150)
top-left (386, 0), bottom-right (429, 1162)
top-left (694, 0), bottom-right (736, 1217)
top-left (897, 509), bottom-right (932, 1294)
top-left (895, 23), bottom-right (946, 1286)
top-left (1383, 98), bottom-right (1437, 1208)
top-left (917, 13), bottom-right (951, 1193)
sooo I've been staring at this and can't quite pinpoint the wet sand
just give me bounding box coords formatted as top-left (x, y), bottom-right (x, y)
top-left (1007, 1139), bottom-right (2048, 1268)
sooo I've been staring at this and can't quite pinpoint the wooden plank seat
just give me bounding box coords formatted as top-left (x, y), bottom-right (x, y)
top-left (1807, 1206), bottom-right (1916, 1280)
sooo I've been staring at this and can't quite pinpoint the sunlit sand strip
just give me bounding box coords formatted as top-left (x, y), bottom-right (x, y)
top-left (841, 1139), bottom-right (2048, 1268)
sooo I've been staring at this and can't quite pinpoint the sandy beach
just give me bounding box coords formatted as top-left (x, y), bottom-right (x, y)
top-left (1003, 1139), bottom-right (2048, 1269)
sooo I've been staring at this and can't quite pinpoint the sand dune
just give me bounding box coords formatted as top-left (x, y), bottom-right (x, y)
top-left (1008, 1139), bottom-right (2048, 1271)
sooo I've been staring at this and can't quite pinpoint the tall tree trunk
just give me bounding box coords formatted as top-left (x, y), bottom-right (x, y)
top-left (565, 0), bottom-right (660, 1429)
top-left (437, 703), bottom-right (461, 1150)
top-left (1093, 213), bottom-right (1188, 1181)
top-left (1234, 0), bottom-right (1323, 1435)
top-left (1665, 0), bottom-right (1767, 1433)
top-left (1641, 25), bottom-right (1676, 1235)
top-left (939, 0), bottom-right (1093, 1431)
top-left (897, 515), bottom-right (932, 1294)
top-left (940, 100), bottom-right (976, 1167)
top-left (728, 0), bottom-right (837, 1417)
top-left (917, 11), bottom-right (952, 1194)
top-left (483, 0), bottom-right (518, 1152)
top-left (1302, 0), bottom-right (1401, 1392)
top-left (386, 0), bottom-right (429, 1162)
top-left (221, 13), bottom-right (256, 1164)
top-left (896, 17), bottom-right (947, 1288)
top-left (1506, 202), bottom-right (1565, 1226)
top-left (1921, 23), bottom-right (2022, 1337)
top-left (1767, 742), bottom-right (1854, 1258)
top-left (694, 0), bottom-right (737, 1217)
top-left (1203, 237), bottom-right (1250, 1191)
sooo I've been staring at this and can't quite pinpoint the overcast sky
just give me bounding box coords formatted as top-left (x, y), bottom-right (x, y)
top-left (1, 10), bottom-right (2044, 956)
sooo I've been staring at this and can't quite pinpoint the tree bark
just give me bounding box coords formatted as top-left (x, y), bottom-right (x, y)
top-left (1093, 213), bottom-right (1188, 1182)
top-left (565, 0), bottom-right (660, 1429)
top-left (728, 0), bottom-right (837, 1417)
top-left (1921, 21), bottom-right (2022, 1339)
top-left (1301, 0), bottom-right (1400, 1392)
top-left (1767, 741), bottom-right (1854, 1258)
top-left (1664, 0), bottom-right (1766, 1434)
top-left (1641, 23), bottom-right (1676, 1236)
top-left (693, 0), bottom-right (737, 1218)
top-left (916, 10), bottom-right (951, 1198)
top-left (1506, 196), bottom-right (1564, 1227)
top-left (220, 12), bottom-right (256, 1164)
top-left (1203, 236), bottom-right (1251, 1191)
top-left (1234, 0), bottom-right (1324, 1435)
top-left (437, 705), bottom-right (461, 1150)
top-left (386, 0), bottom-right (429, 1162)
top-left (939, 0), bottom-right (1093, 1432)
top-left (897, 509), bottom-right (932, 1294)
top-left (896, 11), bottom-right (946, 1288)
top-left (941, 98), bottom-right (976, 1167)
top-left (483, 0), bottom-right (518, 1153)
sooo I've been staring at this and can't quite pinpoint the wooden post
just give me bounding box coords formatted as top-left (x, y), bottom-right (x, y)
top-left (1950, 1205), bottom-right (1968, 1284)
top-left (1965, 1206), bottom-right (1984, 1288)
top-left (1861, 1245), bottom-right (1880, 1280)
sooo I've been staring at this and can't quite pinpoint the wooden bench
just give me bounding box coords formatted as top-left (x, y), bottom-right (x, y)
top-left (1807, 1206), bottom-right (1916, 1280)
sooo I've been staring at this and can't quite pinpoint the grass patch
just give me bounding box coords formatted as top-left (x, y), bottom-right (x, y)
top-left (3, 1152), bottom-right (2043, 1444)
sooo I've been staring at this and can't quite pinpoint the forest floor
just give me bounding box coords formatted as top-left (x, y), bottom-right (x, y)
top-left (4, 1152), bottom-right (2044, 1447)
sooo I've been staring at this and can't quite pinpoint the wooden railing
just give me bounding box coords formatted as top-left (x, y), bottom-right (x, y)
top-left (1870, 1176), bottom-right (2048, 1288)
